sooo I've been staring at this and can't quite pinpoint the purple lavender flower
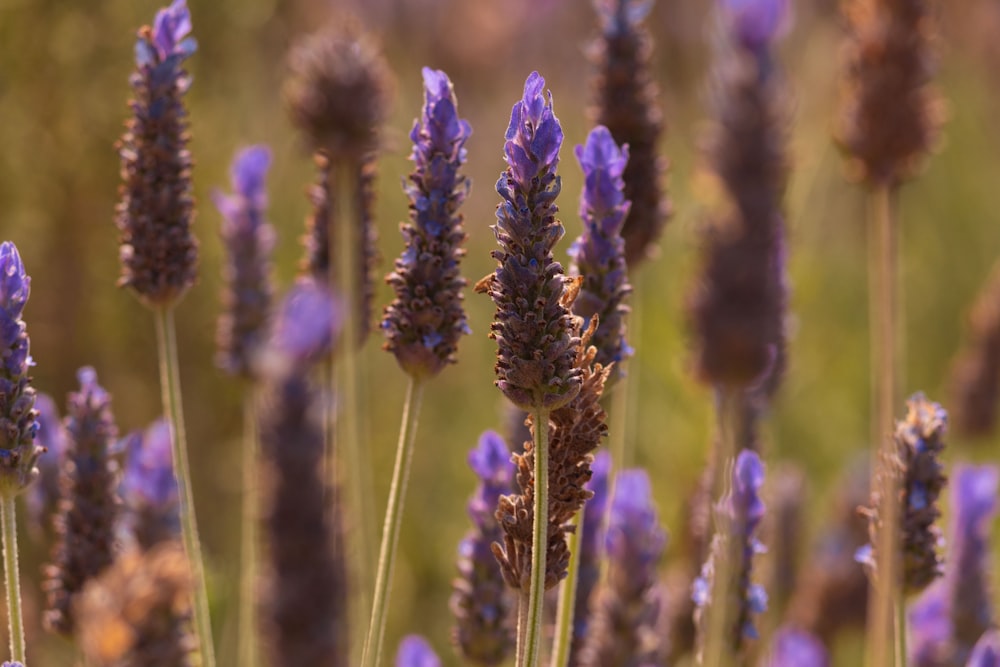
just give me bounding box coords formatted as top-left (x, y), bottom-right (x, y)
top-left (693, 449), bottom-right (768, 651)
top-left (969, 631), bottom-right (1000, 667)
top-left (264, 280), bottom-right (340, 373)
top-left (383, 67), bottom-right (471, 380)
top-left (44, 367), bottom-right (121, 635)
top-left (26, 393), bottom-right (67, 531)
top-left (721, 0), bottom-right (790, 57)
top-left (0, 242), bottom-right (41, 496)
top-left (116, 0), bottom-right (198, 308)
top-left (765, 626), bottom-right (829, 667)
top-left (477, 71), bottom-right (581, 411)
top-left (570, 449), bottom-right (612, 663)
top-left (2, 662), bottom-right (24, 667)
top-left (580, 467), bottom-right (667, 665)
top-left (215, 145), bottom-right (276, 379)
top-left (569, 126), bottom-right (633, 380)
top-left (395, 635), bottom-right (441, 667)
top-left (451, 430), bottom-right (515, 665)
top-left (120, 419), bottom-right (180, 550)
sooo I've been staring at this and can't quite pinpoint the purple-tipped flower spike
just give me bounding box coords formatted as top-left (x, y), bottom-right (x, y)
top-left (569, 126), bottom-right (633, 381)
top-left (580, 468), bottom-right (667, 666)
top-left (860, 393), bottom-right (948, 594)
top-left (44, 367), bottom-right (121, 635)
top-left (383, 68), bottom-right (471, 380)
top-left (693, 449), bottom-right (768, 651)
top-left (721, 0), bottom-right (791, 59)
top-left (2, 662), bottom-right (24, 667)
top-left (116, 0), bottom-right (198, 308)
top-left (215, 145), bottom-right (276, 380)
top-left (764, 627), bottom-right (829, 667)
top-left (0, 242), bottom-right (41, 496)
top-left (450, 431), bottom-right (515, 665)
top-left (570, 449), bottom-right (612, 663)
top-left (120, 420), bottom-right (180, 551)
top-left (476, 71), bottom-right (581, 411)
top-left (26, 393), bottom-right (67, 533)
top-left (258, 289), bottom-right (346, 667)
top-left (396, 635), bottom-right (442, 667)
top-left (589, 0), bottom-right (670, 266)
top-left (969, 630), bottom-right (1000, 667)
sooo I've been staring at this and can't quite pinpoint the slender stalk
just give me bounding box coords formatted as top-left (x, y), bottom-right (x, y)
top-left (865, 184), bottom-right (900, 667)
top-left (361, 377), bottom-right (425, 667)
top-left (155, 307), bottom-right (216, 667)
top-left (517, 591), bottom-right (529, 666)
top-left (1, 495), bottom-right (24, 663)
top-left (550, 514), bottom-right (583, 667)
top-left (237, 391), bottom-right (259, 667)
top-left (895, 595), bottom-right (907, 667)
top-left (521, 406), bottom-right (551, 667)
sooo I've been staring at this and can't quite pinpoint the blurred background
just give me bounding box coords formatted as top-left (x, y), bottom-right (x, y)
top-left (2, 0), bottom-right (1000, 664)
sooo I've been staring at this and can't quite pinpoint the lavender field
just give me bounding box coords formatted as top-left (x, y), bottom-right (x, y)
top-left (2, 0), bottom-right (1000, 665)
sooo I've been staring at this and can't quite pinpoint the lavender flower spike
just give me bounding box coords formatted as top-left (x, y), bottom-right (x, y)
top-left (450, 431), bottom-right (515, 665)
top-left (263, 279), bottom-right (340, 374)
top-left (215, 145), bottom-right (276, 379)
top-left (120, 419), bottom-right (180, 551)
top-left (764, 626), bottom-right (829, 667)
top-left (396, 635), bottom-right (441, 667)
top-left (570, 449), bottom-right (612, 663)
top-left (477, 71), bottom-right (581, 411)
top-left (580, 467), bottom-right (667, 666)
top-left (0, 242), bottom-right (41, 496)
top-left (969, 630), bottom-right (1000, 667)
top-left (116, 0), bottom-right (198, 308)
top-left (949, 464), bottom-right (998, 650)
top-left (383, 68), bottom-right (471, 379)
top-left (694, 449), bottom-right (768, 651)
top-left (570, 126), bottom-right (633, 380)
top-left (26, 394), bottom-right (66, 538)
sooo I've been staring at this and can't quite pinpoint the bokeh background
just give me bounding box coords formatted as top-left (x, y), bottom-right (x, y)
top-left (2, 0), bottom-right (1000, 664)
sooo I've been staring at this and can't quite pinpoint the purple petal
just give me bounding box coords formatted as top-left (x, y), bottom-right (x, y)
top-left (395, 635), bottom-right (441, 667)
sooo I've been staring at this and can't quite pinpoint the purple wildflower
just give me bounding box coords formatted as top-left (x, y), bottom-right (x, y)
top-left (116, 0), bottom-right (198, 308)
top-left (721, 0), bottom-right (790, 58)
top-left (120, 419), bottom-right (180, 551)
top-left (569, 126), bottom-right (633, 380)
top-left (450, 430), bottom-right (515, 665)
top-left (580, 468), bottom-right (667, 666)
top-left (476, 71), bottom-right (581, 411)
top-left (0, 242), bottom-right (41, 496)
top-left (26, 393), bottom-right (67, 531)
top-left (383, 67), bottom-right (471, 380)
top-left (215, 145), bottom-right (276, 379)
top-left (765, 626), bottom-right (829, 667)
top-left (969, 630), bottom-right (1000, 667)
top-left (570, 449), bottom-right (612, 663)
top-left (44, 367), bottom-right (121, 635)
top-left (694, 449), bottom-right (768, 650)
top-left (263, 280), bottom-right (340, 373)
top-left (395, 635), bottom-right (441, 667)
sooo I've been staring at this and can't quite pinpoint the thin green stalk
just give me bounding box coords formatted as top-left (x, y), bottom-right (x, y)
top-left (516, 592), bottom-right (529, 666)
top-left (521, 406), bottom-right (551, 667)
top-left (550, 513), bottom-right (583, 667)
top-left (1, 495), bottom-right (24, 663)
top-left (155, 307), bottom-right (216, 667)
top-left (895, 594), bottom-right (907, 667)
top-left (361, 377), bottom-right (425, 667)
top-left (237, 391), bottom-right (259, 667)
top-left (865, 184), bottom-right (900, 667)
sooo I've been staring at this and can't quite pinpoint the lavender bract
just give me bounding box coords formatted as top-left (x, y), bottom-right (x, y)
top-left (120, 419), bottom-right (180, 551)
top-left (396, 635), bottom-right (441, 667)
top-left (116, 0), bottom-right (199, 308)
top-left (969, 631), bottom-right (1000, 667)
top-left (450, 431), bottom-right (515, 665)
top-left (765, 627), bottom-right (829, 667)
top-left (383, 67), bottom-right (471, 379)
top-left (477, 71), bottom-right (581, 411)
top-left (569, 126), bottom-right (633, 380)
top-left (215, 145), bottom-right (276, 379)
top-left (265, 280), bottom-right (340, 372)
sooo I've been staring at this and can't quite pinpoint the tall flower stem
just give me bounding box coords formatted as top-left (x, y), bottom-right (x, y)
top-left (361, 377), bottom-right (425, 667)
top-left (550, 513), bottom-right (582, 667)
top-left (866, 184), bottom-right (900, 667)
top-left (155, 307), bottom-right (216, 667)
top-left (521, 406), bottom-right (551, 667)
top-left (1, 495), bottom-right (24, 663)
top-left (238, 391), bottom-right (259, 667)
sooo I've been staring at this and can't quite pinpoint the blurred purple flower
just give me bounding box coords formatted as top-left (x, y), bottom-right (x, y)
top-left (571, 449), bottom-right (611, 661)
top-left (594, 0), bottom-right (653, 36)
top-left (765, 626), bottom-right (829, 667)
top-left (119, 419), bottom-right (179, 550)
top-left (26, 393), bottom-right (67, 528)
top-left (265, 280), bottom-right (340, 372)
top-left (969, 630), bottom-right (1000, 667)
top-left (721, 0), bottom-right (790, 54)
top-left (395, 635), bottom-right (441, 667)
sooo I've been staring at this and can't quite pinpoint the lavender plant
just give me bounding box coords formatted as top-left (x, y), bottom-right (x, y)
top-left (949, 262), bottom-right (1000, 437)
top-left (114, 2), bottom-right (213, 661)
top-left (764, 627), bottom-right (829, 667)
top-left (25, 393), bottom-right (64, 542)
top-left (969, 631), bottom-right (1000, 667)
top-left (0, 242), bottom-right (40, 663)
top-left (119, 420), bottom-right (179, 552)
top-left (450, 431), bottom-right (515, 665)
top-left (395, 635), bottom-right (442, 667)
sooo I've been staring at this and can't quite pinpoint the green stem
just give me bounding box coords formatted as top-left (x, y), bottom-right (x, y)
top-left (521, 406), bottom-right (551, 667)
top-left (865, 184), bottom-right (900, 667)
top-left (895, 594), bottom-right (907, 667)
top-left (550, 513), bottom-right (582, 667)
top-left (516, 592), bottom-right (528, 666)
top-left (361, 377), bottom-right (425, 667)
top-left (237, 391), bottom-right (259, 667)
top-left (155, 308), bottom-right (216, 667)
top-left (1, 495), bottom-right (23, 663)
